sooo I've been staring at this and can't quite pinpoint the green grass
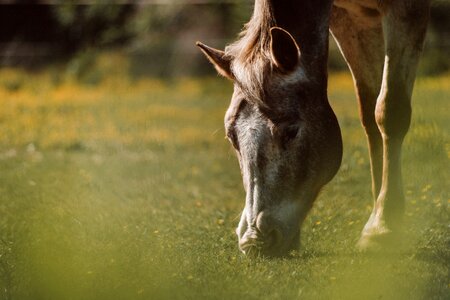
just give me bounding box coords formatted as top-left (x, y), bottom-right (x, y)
top-left (0, 69), bottom-right (448, 300)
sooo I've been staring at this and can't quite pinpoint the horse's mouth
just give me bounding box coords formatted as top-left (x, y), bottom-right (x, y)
top-left (240, 230), bottom-right (300, 258)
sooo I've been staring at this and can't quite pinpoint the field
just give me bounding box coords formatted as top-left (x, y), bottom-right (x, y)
top-left (0, 59), bottom-right (448, 300)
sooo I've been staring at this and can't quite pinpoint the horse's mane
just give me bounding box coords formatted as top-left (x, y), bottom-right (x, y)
top-left (225, 1), bottom-right (274, 63)
top-left (224, 1), bottom-right (276, 104)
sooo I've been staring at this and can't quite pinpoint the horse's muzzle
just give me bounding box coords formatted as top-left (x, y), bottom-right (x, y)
top-left (238, 211), bottom-right (288, 257)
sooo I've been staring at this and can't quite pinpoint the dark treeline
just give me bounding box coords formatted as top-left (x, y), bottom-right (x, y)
top-left (0, 3), bottom-right (135, 66)
top-left (0, 1), bottom-right (448, 77)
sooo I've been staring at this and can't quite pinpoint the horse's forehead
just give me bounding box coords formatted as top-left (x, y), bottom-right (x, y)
top-left (236, 104), bottom-right (267, 133)
top-left (235, 108), bottom-right (280, 175)
top-left (231, 58), bottom-right (307, 107)
top-left (231, 56), bottom-right (270, 98)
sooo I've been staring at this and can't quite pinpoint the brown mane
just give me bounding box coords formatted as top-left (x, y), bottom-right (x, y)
top-left (225, 1), bottom-right (274, 64)
top-left (223, 1), bottom-right (277, 106)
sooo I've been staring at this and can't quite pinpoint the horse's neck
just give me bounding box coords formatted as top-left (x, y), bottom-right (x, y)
top-left (261, 0), bottom-right (333, 85)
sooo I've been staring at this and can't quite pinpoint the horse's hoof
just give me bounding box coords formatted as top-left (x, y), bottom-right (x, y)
top-left (356, 230), bottom-right (402, 253)
top-left (356, 234), bottom-right (384, 252)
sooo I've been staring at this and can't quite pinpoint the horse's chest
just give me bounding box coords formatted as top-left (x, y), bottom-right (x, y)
top-left (333, 0), bottom-right (382, 27)
top-left (334, 0), bottom-right (380, 10)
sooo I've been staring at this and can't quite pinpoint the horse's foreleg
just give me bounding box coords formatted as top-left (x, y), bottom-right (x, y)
top-left (330, 7), bottom-right (384, 201)
top-left (357, 0), bottom-right (430, 249)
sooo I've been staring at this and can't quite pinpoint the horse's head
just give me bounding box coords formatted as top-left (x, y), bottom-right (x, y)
top-left (197, 27), bottom-right (342, 257)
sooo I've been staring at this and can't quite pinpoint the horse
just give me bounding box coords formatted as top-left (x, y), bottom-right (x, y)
top-left (196, 0), bottom-right (430, 257)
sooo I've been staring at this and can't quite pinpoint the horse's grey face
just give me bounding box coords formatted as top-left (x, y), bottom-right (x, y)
top-left (197, 27), bottom-right (342, 257)
top-left (227, 89), bottom-right (315, 257)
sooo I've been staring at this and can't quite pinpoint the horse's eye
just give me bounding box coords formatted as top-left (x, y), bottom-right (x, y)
top-left (282, 125), bottom-right (299, 143)
top-left (226, 128), bottom-right (240, 151)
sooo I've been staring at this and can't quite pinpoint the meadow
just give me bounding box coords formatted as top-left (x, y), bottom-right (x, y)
top-left (0, 56), bottom-right (448, 299)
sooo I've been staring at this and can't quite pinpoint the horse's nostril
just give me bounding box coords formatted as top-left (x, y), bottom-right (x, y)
top-left (256, 211), bottom-right (271, 233)
top-left (239, 234), bottom-right (262, 257)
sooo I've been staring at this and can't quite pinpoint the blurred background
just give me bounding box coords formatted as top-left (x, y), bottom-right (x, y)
top-left (0, 0), bottom-right (449, 80)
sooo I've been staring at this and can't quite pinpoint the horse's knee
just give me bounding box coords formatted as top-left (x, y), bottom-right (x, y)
top-left (375, 87), bottom-right (412, 140)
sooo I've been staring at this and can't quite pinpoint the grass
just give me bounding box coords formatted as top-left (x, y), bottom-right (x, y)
top-left (0, 63), bottom-right (448, 300)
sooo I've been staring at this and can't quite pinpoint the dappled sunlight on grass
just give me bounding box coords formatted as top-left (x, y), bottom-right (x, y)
top-left (0, 68), bottom-right (227, 150)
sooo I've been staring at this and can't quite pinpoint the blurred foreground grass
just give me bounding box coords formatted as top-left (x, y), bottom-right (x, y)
top-left (0, 60), bottom-right (448, 299)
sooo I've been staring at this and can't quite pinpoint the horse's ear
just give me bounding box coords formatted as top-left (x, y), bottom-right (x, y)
top-left (269, 27), bottom-right (300, 73)
top-left (196, 41), bottom-right (233, 80)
